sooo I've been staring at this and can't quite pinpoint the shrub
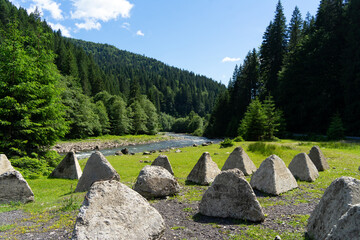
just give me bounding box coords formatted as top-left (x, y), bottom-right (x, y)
top-left (327, 113), bottom-right (345, 140)
top-left (220, 138), bottom-right (234, 148)
top-left (233, 136), bottom-right (244, 142)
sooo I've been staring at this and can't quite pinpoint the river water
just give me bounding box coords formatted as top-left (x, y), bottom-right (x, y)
top-left (76, 133), bottom-right (221, 159)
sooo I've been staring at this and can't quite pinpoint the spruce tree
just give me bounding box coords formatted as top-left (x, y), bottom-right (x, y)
top-left (288, 6), bottom-right (303, 52)
top-left (238, 98), bottom-right (266, 141)
top-left (0, 20), bottom-right (68, 156)
top-left (260, 0), bottom-right (287, 100)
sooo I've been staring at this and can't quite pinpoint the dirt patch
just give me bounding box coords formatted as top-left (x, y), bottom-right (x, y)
top-left (0, 187), bottom-right (319, 240)
top-left (151, 196), bottom-right (318, 240)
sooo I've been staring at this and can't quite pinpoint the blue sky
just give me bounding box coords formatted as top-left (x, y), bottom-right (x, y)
top-left (10, 0), bottom-right (320, 85)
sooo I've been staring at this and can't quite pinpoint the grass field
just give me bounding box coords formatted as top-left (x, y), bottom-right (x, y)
top-left (1, 139), bottom-right (359, 239)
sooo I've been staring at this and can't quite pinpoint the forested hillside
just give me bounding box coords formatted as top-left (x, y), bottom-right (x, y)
top-left (205, 0), bottom-right (360, 138)
top-left (69, 39), bottom-right (225, 117)
top-left (0, 0), bottom-right (227, 160)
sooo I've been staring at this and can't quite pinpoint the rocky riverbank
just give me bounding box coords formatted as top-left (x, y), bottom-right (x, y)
top-left (51, 137), bottom-right (172, 154)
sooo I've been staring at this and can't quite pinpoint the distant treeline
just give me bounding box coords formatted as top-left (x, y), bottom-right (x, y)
top-left (205, 0), bottom-right (360, 138)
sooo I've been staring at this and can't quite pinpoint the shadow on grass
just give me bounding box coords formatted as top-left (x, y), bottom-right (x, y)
top-left (192, 212), bottom-right (261, 226)
top-left (253, 189), bottom-right (278, 198)
top-left (185, 180), bottom-right (209, 186)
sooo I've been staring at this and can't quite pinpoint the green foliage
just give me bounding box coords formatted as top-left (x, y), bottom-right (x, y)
top-left (238, 97), bottom-right (283, 141)
top-left (69, 39), bottom-right (225, 117)
top-left (247, 142), bottom-right (278, 156)
top-left (233, 136), bottom-right (244, 142)
top-left (220, 138), bottom-right (234, 148)
top-left (327, 113), bottom-right (345, 140)
top-left (0, 19), bottom-right (68, 157)
top-left (238, 98), bottom-right (267, 141)
top-left (172, 111), bottom-right (204, 135)
top-left (60, 76), bottom-right (101, 139)
top-left (158, 112), bottom-right (175, 131)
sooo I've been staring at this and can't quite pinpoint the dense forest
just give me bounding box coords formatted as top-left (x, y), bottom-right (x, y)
top-left (205, 0), bottom-right (360, 139)
top-left (69, 39), bottom-right (224, 117)
top-left (0, 0), bottom-right (226, 159)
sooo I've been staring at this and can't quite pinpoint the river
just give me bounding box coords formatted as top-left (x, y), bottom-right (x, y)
top-left (76, 133), bottom-right (221, 159)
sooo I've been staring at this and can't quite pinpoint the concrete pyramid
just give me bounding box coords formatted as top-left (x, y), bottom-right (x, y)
top-left (186, 152), bottom-right (220, 185)
top-left (0, 154), bottom-right (15, 174)
top-left (151, 155), bottom-right (174, 175)
top-left (75, 151), bottom-right (120, 192)
top-left (308, 146), bottom-right (329, 171)
top-left (221, 147), bottom-right (257, 175)
top-left (325, 204), bottom-right (360, 240)
top-left (250, 155), bottom-right (298, 195)
top-left (72, 180), bottom-right (165, 240)
top-left (307, 177), bottom-right (360, 240)
top-left (199, 169), bottom-right (265, 222)
top-left (288, 153), bottom-right (319, 182)
top-left (49, 151), bottom-right (82, 179)
top-left (133, 165), bottom-right (180, 199)
top-left (0, 154), bottom-right (34, 203)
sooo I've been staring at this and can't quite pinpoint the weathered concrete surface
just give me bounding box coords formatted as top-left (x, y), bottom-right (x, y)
top-left (0, 154), bottom-right (15, 175)
top-left (221, 147), bottom-right (257, 175)
top-left (199, 169), bottom-right (265, 222)
top-left (0, 171), bottom-right (34, 204)
top-left (288, 153), bottom-right (319, 182)
top-left (49, 151), bottom-right (82, 179)
top-left (72, 180), bottom-right (165, 240)
top-left (325, 204), bottom-right (360, 240)
top-left (75, 151), bottom-right (120, 192)
top-left (308, 146), bottom-right (330, 171)
top-left (186, 152), bottom-right (221, 185)
top-left (250, 155), bottom-right (298, 195)
top-left (307, 177), bottom-right (360, 240)
top-left (151, 155), bottom-right (174, 175)
top-left (133, 165), bottom-right (180, 199)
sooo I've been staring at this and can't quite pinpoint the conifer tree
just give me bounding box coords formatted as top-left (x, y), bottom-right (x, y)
top-left (260, 0), bottom-right (287, 100)
top-left (288, 6), bottom-right (303, 52)
top-left (0, 19), bottom-right (68, 156)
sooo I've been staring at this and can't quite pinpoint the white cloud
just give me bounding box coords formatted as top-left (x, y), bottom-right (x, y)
top-left (28, 0), bottom-right (63, 20)
top-left (48, 22), bottom-right (71, 37)
top-left (75, 19), bottom-right (101, 30)
top-left (71, 0), bottom-right (133, 30)
top-left (222, 57), bottom-right (241, 63)
top-left (122, 22), bottom-right (130, 30)
top-left (136, 30), bottom-right (144, 36)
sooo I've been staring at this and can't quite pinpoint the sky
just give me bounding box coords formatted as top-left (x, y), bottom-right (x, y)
top-left (10, 0), bottom-right (320, 85)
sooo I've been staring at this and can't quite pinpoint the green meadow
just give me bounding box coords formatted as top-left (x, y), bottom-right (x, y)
top-left (1, 140), bottom-right (359, 239)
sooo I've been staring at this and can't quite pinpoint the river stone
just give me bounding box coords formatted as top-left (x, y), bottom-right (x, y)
top-left (72, 180), bottom-right (165, 240)
top-left (307, 177), bottom-right (360, 240)
top-left (186, 152), bottom-right (221, 185)
top-left (121, 148), bottom-right (129, 155)
top-left (49, 152), bottom-right (82, 179)
top-left (288, 153), bottom-right (319, 182)
top-left (75, 151), bottom-right (120, 192)
top-left (308, 146), bottom-right (330, 171)
top-left (221, 147), bottom-right (257, 175)
top-left (325, 204), bottom-right (360, 240)
top-left (250, 155), bottom-right (298, 195)
top-left (0, 171), bottom-right (34, 204)
top-left (199, 169), bottom-right (265, 222)
top-left (133, 165), bottom-right (180, 199)
top-left (0, 154), bottom-right (15, 174)
top-left (151, 155), bottom-right (174, 175)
